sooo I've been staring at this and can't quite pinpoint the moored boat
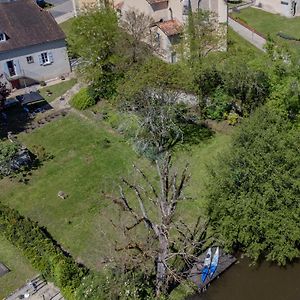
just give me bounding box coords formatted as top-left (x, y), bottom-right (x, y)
top-left (201, 248), bottom-right (212, 283)
top-left (209, 247), bottom-right (220, 278)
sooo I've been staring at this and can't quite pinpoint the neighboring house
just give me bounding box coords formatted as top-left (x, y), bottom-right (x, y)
top-left (254, 0), bottom-right (300, 17)
top-left (120, 0), bottom-right (228, 62)
top-left (0, 0), bottom-right (71, 89)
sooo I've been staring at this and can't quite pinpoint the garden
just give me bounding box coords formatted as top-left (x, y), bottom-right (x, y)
top-left (0, 3), bottom-right (299, 300)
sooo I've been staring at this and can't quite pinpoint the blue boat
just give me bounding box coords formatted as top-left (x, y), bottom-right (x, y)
top-left (201, 248), bottom-right (212, 283)
top-left (209, 247), bottom-right (220, 278)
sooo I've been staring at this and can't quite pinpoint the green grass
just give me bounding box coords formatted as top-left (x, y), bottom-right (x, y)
top-left (0, 112), bottom-right (231, 270)
top-left (59, 18), bottom-right (75, 37)
top-left (0, 236), bottom-right (37, 299)
top-left (39, 79), bottom-right (77, 103)
top-left (0, 114), bottom-right (149, 269)
top-left (231, 7), bottom-right (300, 55)
top-left (231, 7), bottom-right (300, 38)
top-left (227, 27), bottom-right (264, 57)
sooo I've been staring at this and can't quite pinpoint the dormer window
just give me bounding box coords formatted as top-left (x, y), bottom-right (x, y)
top-left (0, 32), bottom-right (6, 42)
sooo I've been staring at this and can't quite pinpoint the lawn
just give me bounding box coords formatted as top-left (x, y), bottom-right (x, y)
top-left (39, 78), bottom-right (77, 102)
top-left (231, 7), bottom-right (300, 38)
top-left (0, 236), bottom-right (37, 299)
top-left (227, 27), bottom-right (264, 57)
top-left (0, 112), bottom-right (231, 270)
top-left (59, 18), bottom-right (74, 37)
top-left (230, 7), bottom-right (300, 55)
top-left (0, 114), bottom-right (149, 269)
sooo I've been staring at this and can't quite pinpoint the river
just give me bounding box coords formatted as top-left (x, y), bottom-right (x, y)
top-left (188, 258), bottom-right (300, 300)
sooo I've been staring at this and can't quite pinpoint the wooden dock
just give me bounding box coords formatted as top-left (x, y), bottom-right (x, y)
top-left (189, 248), bottom-right (237, 292)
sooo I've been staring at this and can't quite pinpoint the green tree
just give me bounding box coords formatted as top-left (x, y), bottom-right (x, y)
top-left (178, 10), bottom-right (226, 63)
top-left (207, 107), bottom-right (300, 265)
top-left (68, 4), bottom-right (120, 99)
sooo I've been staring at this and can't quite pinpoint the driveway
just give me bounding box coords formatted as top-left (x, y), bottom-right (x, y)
top-left (48, 0), bottom-right (74, 19)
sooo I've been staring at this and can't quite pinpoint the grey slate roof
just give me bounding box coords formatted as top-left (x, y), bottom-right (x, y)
top-left (0, 0), bottom-right (66, 53)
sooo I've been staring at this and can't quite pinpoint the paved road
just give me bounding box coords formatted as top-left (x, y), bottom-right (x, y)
top-left (48, 0), bottom-right (74, 19)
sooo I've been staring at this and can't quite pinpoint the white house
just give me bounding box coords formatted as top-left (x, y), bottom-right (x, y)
top-left (120, 0), bottom-right (228, 62)
top-left (254, 0), bottom-right (300, 17)
top-left (0, 0), bottom-right (71, 89)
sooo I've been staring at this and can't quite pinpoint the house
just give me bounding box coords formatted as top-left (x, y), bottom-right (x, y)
top-left (120, 0), bottom-right (228, 62)
top-left (0, 0), bottom-right (71, 89)
top-left (254, 0), bottom-right (300, 17)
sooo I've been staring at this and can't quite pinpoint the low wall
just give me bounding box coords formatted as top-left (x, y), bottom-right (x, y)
top-left (228, 16), bottom-right (267, 51)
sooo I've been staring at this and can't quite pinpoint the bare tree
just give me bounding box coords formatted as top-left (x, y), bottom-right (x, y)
top-left (107, 153), bottom-right (208, 297)
top-left (132, 88), bottom-right (185, 156)
top-left (120, 10), bottom-right (155, 64)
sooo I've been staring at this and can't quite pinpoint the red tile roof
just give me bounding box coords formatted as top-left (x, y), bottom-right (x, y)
top-left (157, 20), bottom-right (182, 37)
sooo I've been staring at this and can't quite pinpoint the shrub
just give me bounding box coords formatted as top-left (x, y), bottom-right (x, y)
top-left (0, 141), bottom-right (18, 164)
top-left (225, 112), bottom-right (239, 125)
top-left (0, 203), bottom-right (87, 297)
top-left (205, 88), bottom-right (231, 120)
top-left (70, 88), bottom-right (96, 110)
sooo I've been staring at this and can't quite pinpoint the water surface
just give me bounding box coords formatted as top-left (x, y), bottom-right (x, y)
top-left (189, 258), bottom-right (300, 300)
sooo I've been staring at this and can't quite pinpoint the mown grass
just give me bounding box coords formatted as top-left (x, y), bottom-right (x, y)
top-left (0, 114), bottom-right (147, 269)
top-left (231, 7), bottom-right (300, 55)
top-left (231, 7), bottom-right (300, 38)
top-left (39, 78), bottom-right (77, 103)
top-left (59, 18), bottom-right (75, 37)
top-left (0, 236), bottom-right (37, 299)
top-left (227, 27), bottom-right (264, 57)
top-left (0, 111), bottom-right (231, 271)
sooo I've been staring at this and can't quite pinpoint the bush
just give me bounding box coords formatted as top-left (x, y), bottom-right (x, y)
top-left (205, 88), bottom-right (231, 120)
top-left (0, 141), bottom-right (18, 164)
top-left (225, 112), bottom-right (239, 125)
top-left (70, 88), bottom-right (96, 110)
top-left (0, 203), bottom-right (87, 297)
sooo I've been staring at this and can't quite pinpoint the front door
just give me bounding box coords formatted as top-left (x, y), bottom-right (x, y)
top-left (6, 60), bottom-right (16, 77)
top-left (11, 79), bottom-right (20, 89)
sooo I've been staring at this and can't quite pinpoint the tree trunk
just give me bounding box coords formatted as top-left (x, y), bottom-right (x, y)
top-left (155, 228), bottom-right (169, 297)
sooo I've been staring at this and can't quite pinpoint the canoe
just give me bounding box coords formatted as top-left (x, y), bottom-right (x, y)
top-left (209, 247), bottom-right (220, 278)
top-left (201, 248), bottom-right (212, 283)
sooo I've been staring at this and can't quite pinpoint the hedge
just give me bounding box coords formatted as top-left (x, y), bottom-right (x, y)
top-left (70, 88), bottom-right (96, 110)
top-left (0, 203), bottom-right (88, 299)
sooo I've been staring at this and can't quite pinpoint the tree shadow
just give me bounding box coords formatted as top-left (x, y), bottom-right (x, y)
top-left (178, 117), bottom-right (214, 150)
top-left (0, 101), bottom-right (52, 139)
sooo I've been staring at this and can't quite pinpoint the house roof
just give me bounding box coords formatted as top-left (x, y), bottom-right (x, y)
top-left (0, 0), bottom-right (65, 53)
top-left (157, 20), bottom-right (182, 37)
top-left (146, 0), bottom-right (168, 4)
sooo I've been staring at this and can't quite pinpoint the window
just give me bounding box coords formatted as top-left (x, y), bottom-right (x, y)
top-left (41, 52), bottom-right (49, 64)
top-left (0, 33), bottom-right (6, 42)
top-left (39, 52), bottom-right (53, 65)
top-left (26, 56), bottom-right (34, 64)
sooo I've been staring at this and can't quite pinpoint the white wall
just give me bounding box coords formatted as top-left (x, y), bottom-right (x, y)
top-left (255, 0), bottom-right (300, 17)
top-left (0, 40), bottom-right (70, 84)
